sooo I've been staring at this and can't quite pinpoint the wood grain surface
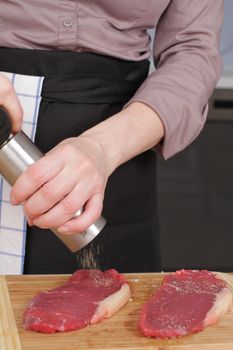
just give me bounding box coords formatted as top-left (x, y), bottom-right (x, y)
top-left (0, 272), bottom-right (233, 350)
top-left (0, 276), bottom-right (22, 350)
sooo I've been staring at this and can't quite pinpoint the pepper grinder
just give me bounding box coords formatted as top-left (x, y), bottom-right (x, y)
top-left (0, 107), bottom-right (106, 252)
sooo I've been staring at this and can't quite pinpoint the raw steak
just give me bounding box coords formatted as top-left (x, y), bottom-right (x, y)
top-left (139, 270), bottom-right (232, 339)
top-left (23, 269), bottom-right (130, 333)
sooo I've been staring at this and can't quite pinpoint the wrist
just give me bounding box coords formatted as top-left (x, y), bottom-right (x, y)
top-left (81, 101), bottom-right (164, 174)
top-left (80, 128), bottom-right (119, 177)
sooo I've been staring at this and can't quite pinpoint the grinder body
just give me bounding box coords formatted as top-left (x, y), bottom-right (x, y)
top-left (0, 108), bottom-right (106, 252)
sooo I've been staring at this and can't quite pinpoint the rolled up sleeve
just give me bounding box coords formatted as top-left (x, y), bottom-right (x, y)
top-left (128, 0), bottom-right (224, 159)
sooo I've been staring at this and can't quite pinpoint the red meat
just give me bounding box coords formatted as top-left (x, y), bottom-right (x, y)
top-left (139, 270), bottom-right (232, 339)
top-left (24, 269), bottom-right (130, 333)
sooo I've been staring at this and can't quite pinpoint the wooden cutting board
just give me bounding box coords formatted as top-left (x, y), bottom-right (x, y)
top-left (1, 272), bottom-right (233, 350)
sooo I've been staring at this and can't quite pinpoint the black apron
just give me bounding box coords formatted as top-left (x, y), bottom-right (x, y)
top-left (0, 48), bottom-right (160, 274)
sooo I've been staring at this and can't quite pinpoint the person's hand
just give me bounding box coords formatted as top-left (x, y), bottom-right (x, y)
top-left (10, 101), bottom-right (164, 234)
top-left (10, 135), bottom-right (110, 234)
top-left (0, 73), bottom-right (23, 133)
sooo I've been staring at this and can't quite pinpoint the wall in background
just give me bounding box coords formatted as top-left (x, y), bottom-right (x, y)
top-left (220, 0), bottom-right (233, 73)
top-left (155, 0), bottom-right (233, 272)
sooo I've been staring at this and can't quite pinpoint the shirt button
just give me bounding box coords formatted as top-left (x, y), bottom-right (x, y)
top-left (63, 17), bottom-right (74, 27)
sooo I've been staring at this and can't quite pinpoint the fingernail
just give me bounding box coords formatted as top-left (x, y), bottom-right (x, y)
top-left (10, 196), bottom-right (17, 205)
top-left (32, 219), bottom-right (38, 226)
top-left (25, 216), bottom-right (33, 226)
top-left (28, 219), bottom-right (33, 226)
top-left (57, 226), bottom-right (69, 234)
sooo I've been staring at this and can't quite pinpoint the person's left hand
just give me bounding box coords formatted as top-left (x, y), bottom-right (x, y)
top-left (10, 135), bottom-right (109, 234)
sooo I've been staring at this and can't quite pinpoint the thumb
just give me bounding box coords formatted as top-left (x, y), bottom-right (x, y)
top-left (0, 74), bottom-right (23, 133)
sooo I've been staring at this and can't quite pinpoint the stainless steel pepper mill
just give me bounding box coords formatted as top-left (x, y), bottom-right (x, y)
top-left (0, 107), bottom-right (106, 252)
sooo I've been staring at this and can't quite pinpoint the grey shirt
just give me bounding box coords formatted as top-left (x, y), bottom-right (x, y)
top-left (0, 0), bottom-right (224, 158)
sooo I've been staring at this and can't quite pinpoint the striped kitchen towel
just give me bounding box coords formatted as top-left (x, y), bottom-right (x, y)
top-left (0, 72), bottom-right (44, 275)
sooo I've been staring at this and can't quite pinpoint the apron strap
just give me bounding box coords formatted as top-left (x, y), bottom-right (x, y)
top-left (0, 47), bottom-right (149, 86)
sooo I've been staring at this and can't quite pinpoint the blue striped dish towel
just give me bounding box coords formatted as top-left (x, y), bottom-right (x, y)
top-left (0, 72), bottom-right (44, 275)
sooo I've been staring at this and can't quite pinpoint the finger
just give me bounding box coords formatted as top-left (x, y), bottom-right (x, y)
top-left (4, 94), bottom-right (23, 134)
top-left (0, 75), bottom-right (23, 133)
top-left (10, 155), bottom-right (63, 205)
top-left (23, 167), bottom-right (77, 218)
top-left (31, 183), bottom-right (94, 228)
top-left (25, 215), bottom-right (33, 226)
top-left (57, 193), bottom-right (104, 234)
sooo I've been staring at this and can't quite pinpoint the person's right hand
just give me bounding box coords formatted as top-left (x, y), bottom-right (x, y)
top-left (0, 73), bottom-right (23, 133)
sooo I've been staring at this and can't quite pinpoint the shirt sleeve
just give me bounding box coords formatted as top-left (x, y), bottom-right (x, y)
top-left (126, 0), bottom-right (224, 159)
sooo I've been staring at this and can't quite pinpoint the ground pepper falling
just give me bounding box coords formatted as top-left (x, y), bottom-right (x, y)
top-left (76, 242), bottom-right (102, 270)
